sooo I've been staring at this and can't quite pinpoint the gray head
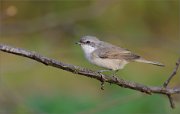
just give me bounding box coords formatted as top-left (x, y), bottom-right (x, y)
top-left (77, 36), bottom-right (101, 48)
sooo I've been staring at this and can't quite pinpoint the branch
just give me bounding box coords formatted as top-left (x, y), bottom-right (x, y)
top-left (163, 57), bottom-right (180, 108)
top-left (0, 44), bottom-right (180, 108)
top-left (163, 58), bottom-right (180, 87)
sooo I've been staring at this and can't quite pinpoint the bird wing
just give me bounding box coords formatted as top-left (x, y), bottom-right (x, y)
top-left (93, 47), bottom-right (140, 61)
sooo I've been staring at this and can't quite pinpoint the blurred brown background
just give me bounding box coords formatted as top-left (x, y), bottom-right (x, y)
top-left (0, 0), bottom-right (180, 114)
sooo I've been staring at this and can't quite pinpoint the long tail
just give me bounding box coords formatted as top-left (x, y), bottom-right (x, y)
top-left (135, 58), bottom-right (165, 67)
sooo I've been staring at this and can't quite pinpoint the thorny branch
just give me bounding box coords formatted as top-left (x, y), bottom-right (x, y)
top-left (0, 44), bottom-right (180, 108)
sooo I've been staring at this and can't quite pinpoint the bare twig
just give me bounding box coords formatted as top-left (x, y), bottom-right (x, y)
top-left (163, 58), bottom-right (180, 87)
top-left (162, 58), bottom-right (180, 108)
top-left (0, 44), bottom-right (180, 108)
top-left (167, 94), bottom-right (175, 108)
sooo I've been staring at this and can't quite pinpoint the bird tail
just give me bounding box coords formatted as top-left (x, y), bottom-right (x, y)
top-left (135, 58), bottom-right (165, 67)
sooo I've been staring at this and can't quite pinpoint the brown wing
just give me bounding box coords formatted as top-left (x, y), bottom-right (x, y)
top-left (93, 47), bottom-right (140, 61)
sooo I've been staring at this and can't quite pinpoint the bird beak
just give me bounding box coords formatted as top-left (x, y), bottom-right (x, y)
top-left (75, 42), bottom-right (81, 45)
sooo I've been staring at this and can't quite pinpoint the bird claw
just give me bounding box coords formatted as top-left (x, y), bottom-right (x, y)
top-left (111, 70), bottom-right (119, 81)
top-left (115, 76), bottom-right (119, 82)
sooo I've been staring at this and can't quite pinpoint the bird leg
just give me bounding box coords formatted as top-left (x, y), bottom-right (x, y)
top-left (97, 69), bottom-right (119, 86)
top-left (112, 70), bottom-right (119, 79)
top-left (97, 69), bottom-right (111, 73)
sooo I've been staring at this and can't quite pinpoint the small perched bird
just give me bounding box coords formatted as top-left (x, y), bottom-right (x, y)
top-left (76, 36), bottom-right (164, 75)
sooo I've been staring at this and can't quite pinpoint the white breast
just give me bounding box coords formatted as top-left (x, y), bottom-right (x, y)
top-left (81, 45), bottom-right (96, 62)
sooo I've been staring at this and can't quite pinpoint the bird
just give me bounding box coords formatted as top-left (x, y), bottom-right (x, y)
top-left (76, 36), bottom-right (164, 75)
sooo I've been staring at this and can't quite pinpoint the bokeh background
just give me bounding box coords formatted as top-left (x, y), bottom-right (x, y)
top-left (0, 0), bottom-right (180, 114)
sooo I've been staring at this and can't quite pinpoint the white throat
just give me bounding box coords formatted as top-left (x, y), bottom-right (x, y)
top-left (81, 44), bottom-right (96, 61)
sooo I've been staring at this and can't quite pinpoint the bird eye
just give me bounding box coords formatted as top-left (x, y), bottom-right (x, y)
top-left (86, 41), bottom-right (90, 44)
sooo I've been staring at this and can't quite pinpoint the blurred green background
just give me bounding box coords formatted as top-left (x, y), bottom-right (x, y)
top-left (0, 0), bottom-right (180, 114)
